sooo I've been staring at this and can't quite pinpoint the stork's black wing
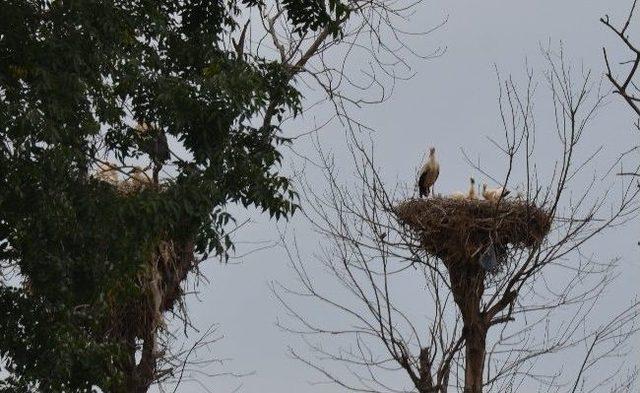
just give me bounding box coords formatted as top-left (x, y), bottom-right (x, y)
top-left (418, 170), bottom-right (428, 197)
top-left (152, 131), bottom-right (170, 164)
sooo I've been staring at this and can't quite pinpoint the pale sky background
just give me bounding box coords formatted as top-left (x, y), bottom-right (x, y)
top-left (153, 1), bottom-right (640, 392)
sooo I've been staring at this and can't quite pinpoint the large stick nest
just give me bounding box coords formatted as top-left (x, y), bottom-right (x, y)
top-left (95, 175), bottom-right (196, 348)
top-left (395, 197), bottom-right (551, 265)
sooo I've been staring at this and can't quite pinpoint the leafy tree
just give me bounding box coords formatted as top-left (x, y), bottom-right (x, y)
top-left (0, 0), bottom-right (355, 391)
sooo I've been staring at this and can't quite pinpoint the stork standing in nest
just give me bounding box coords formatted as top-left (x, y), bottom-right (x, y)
top-left (418, 147), bottom-right (439, 198)
top-left (134, 122), bottom-right (170, 184)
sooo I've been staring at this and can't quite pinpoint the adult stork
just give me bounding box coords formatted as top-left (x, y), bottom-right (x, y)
top-left (135, 121), bottom-right (170, 184)
top-left (418, 147), bottom-right (439, 198)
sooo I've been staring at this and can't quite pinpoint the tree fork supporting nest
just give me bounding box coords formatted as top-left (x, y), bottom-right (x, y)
top-left (394, 198), bottom-right (550, 392)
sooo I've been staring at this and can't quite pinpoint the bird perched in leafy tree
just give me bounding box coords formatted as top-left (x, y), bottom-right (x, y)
top-left (134, 122), bottom-right (170, 184)
top-left (418, 147), bottom-right (439, 198)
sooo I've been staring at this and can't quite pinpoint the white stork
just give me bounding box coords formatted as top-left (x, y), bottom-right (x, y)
top-left (418, 147), bottom-right (439, 198)
top-left (95, 162), bottom-right (119, 184)
top-left (129, 166), bottom-right (152, 184)
top-left (134, 121), bottom-right (170, 184)
top-left (482, 183), bottom-right (510, 202)
top-left (467, 177), bottom-right (477, 200)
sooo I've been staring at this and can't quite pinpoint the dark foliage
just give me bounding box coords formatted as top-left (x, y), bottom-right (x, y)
top-left (0, 0), bottom-right (349, 391)
top-left (282, 0), bottom-right (351, 35)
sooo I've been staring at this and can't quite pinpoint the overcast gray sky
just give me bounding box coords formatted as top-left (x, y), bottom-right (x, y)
top-left (154, 1), bottom-right (640, 392)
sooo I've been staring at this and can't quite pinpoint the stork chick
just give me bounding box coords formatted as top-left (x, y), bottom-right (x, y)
top-left (95, 162), bottom-right (119, 184)
top-left (418, 147), bottom-right (439, 198)
top-left (482, 183), bottom-right (510, 202)
top-left (450, 191), bottom-right (466, 200)
top-left (467, 177), bottom-right (477, 200)
top-left (129, 166), bottom-right (151, 184)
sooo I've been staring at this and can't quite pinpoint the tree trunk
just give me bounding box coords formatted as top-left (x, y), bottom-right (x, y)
top-left (110, 240), bottom-right (195, 393)
top-left (119, 333), bottom-right (156, 393)
top-left (446, 258), bottom-right (487, 393)
top-left (463, 322), bottom-right (487, 393)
